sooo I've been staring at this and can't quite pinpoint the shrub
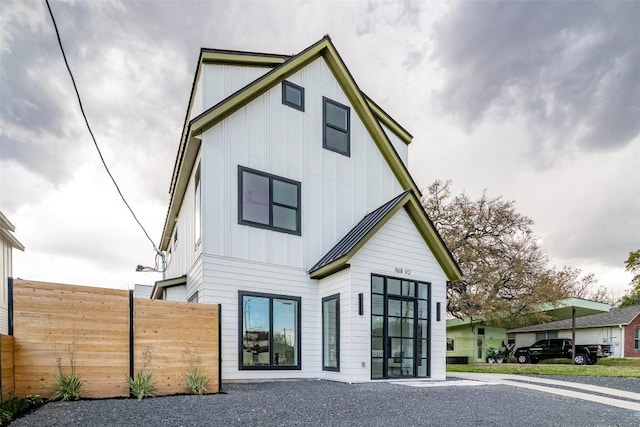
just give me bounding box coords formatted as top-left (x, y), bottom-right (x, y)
top-left (0, 395), bottom-right (44, 425)
top-left (127, 371), bottom-right (156, 400)
top-left (128, 347), bottom-right (156, 400)
top-left (185, 367), bottom-right (210, 395)
top-left (51, 350), bottom-right (82, 401)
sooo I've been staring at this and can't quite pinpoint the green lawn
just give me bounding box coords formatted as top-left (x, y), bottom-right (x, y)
top-left (447, 358), bottom-right (640, 377)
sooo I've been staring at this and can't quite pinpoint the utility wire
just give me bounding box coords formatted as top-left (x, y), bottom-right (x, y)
top-left (45, 0), bottom-right (165, 272)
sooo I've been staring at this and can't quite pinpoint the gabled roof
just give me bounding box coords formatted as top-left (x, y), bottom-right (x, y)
top-left (151, 274), bottom-right (187, 300)
top-left (308, 189), bottom-right (462, 281)
top-left (0, 211), bottom-right (25, 251)
top-left (161, 35), bottom-right (418, 251)
top-left (507, 306), bottom-right (640, 333)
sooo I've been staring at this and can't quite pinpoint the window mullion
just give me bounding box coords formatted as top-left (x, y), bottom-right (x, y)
top-left (269, 298), bottom-right (274, 367)
top-left (268, 177), bottom-right (274, 228)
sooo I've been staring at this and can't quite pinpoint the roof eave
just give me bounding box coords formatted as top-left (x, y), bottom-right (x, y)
top-left (364, 94), bottom-right (413, 145)
top-left (0, 228), bottom-right (25, 251)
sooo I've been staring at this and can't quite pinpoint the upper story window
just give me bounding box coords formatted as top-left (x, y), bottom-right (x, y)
top-left (323, 97), bottom-right (350, 157)
top-left (238, 166), bottom-right (301, 235)
top-left (282, 81), bottom-right (304, 111)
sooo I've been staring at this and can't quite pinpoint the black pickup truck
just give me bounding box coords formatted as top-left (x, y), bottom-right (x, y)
top-left (514, 338), bottom-right (611, 365)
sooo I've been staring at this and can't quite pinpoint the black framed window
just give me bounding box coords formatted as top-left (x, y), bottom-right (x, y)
top-left (635, 328), bottom-right (639, 350)
top-left (322, 294), bottom-right (340, 371)
top-left (238, 166), bottom-right (301, 235)
top-left (239, 291), bottom-right (301, 370)
top-left (282, 81), bottom-right (304, 111)
top-left (371, 275), bottom-right (430, 379)
top-left (323, 97), bottom-right (350, 156)
top-left (446, 338), bottom-right (454, 351)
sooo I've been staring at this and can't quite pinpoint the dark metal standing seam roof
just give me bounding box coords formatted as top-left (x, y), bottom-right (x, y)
top-left (308, 190), bottom-right (412, 274)
top-left (507, 306), bottom-right (640, 333)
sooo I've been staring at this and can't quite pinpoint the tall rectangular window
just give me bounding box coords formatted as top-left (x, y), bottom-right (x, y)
top-left (194, 165), bottom-right (201, 246)
top-left (239, 291), bottom-right (301, 370)
top-left (238, 166), bottom-right (301, 235)
top-left (446, 338), bottom-right (454, 351)
top-left (322, 294), bottom-right (340, 371)
top-left (635, 328), bottom-right (640, 350)
top-left (282, 81), bottom-right (304, 111)
top-left (323, 97), bottom-right (350, 156)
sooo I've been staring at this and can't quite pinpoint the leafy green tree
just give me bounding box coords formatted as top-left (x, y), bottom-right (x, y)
top-left (422, 180), bottom-right (594, 327)
top-left (619, 249), bottom-right (640, 307)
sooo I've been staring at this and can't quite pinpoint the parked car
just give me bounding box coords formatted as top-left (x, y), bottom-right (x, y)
top-left (514, 338), bottom-right (611, 365)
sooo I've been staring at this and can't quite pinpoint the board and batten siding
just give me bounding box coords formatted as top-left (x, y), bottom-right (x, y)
top-left (200, 56), bottom-right (403, 271)
top-left (165, 151), bottom-right (202, 280)
top-left (200, 253), bottom-right (321, 381)
top-left (349, 208), bottom-right (449, 381)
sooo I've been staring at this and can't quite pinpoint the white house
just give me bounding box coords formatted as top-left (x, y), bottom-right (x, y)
top-left (508, 306), bottom-right (640, 359)
top-left (155, 36), bottom-right (462, 383)
top-left (1, 211), bottom-right (25, 334)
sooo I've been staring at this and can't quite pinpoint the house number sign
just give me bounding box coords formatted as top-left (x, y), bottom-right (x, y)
top-left (394, 267), bottom-right (411, 275)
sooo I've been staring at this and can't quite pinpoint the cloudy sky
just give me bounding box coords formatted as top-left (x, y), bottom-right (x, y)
top-left (1, 0), bottom-right (638, 297)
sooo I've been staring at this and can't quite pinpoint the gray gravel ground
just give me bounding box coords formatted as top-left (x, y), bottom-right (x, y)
top-left (12, 379), bottom-right (640, 427)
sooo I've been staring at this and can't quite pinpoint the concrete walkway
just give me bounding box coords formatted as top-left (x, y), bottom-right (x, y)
top-left (430, 373), bottom-right (640, 412)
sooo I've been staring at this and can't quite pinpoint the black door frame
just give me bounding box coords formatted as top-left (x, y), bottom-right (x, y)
top-left (371, 274), bottom-right (431, 380)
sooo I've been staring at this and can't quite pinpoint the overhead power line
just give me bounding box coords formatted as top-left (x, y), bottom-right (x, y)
top-left (44, 0), bottom-right (165, 272)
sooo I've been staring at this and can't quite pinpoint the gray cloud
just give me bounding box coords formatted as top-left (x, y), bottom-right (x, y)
top-left (546, 186), bottom-right (640, 268)
top-left (431, 1), bottom-right (640, 164)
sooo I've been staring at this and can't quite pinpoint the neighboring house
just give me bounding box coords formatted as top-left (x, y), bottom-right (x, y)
top-left (447, 298), bottom-right (610, 363)
top-left (1, 211), bottom-right (25, 334)
top-left (508, 306), bottom-right (640, 358)
top-left (446, 318), bottom-right (506, 363)
top-left (155, 35), bottom-right (462, 383)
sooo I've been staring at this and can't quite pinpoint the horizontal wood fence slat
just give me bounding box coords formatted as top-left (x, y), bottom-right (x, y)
top-left (1, 279), bottom-right (220, 400)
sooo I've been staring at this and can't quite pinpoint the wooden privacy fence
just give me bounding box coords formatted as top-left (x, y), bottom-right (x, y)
top-left (0, 279), bottom-right (220, 400)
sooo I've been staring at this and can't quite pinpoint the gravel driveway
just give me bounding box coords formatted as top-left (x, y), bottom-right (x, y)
top-left (12, 379), bottom-right (640, 427)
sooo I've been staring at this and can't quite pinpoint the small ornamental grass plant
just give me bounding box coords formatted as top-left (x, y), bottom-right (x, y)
top-left (51, 349), bottom-right (82, 401)
top-left (185, 367), bottom-right (210, 395)
top-left (128, 347), bottom-right (156, 400)
top-left (0, 395), bottom-right (44, 425)
top-left (128, 371), bottom-right (155, 400)
top-left (184, 348), bottom-right (210, 395)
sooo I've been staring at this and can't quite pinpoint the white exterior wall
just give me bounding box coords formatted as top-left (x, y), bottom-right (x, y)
top-left (199, 64), bottom-right (272, 118)
top-left (165, 152), bottom-right (202, 281)
top-left (200, 57), bottom-right (403, 270)
top-left (0, 239), bottom-right (12, 334)
top-left (163, 285), bottom-right (187, 301)
top-left (514, 333), bottom-right (537, 349)
top-left (200, 254), bottom-right (321, 381)
top-left (349, 208), bottom-right (449, 381)
top-left (558, 327), bottom-right (623, 358)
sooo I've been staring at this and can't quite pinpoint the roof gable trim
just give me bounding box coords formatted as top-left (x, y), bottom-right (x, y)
top-left (309, 190), bottom-right (462, 281)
